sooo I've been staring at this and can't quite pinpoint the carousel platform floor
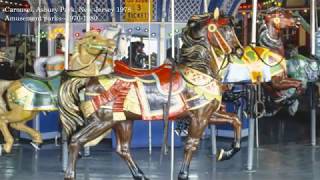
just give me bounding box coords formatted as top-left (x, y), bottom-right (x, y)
top-left (0, 110), bottom-right (319, 180)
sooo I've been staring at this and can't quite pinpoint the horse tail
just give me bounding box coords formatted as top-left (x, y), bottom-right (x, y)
top-left (0, 80), bottom-right (14, 111)
top-left (58, 77), bottom-right (88, 136)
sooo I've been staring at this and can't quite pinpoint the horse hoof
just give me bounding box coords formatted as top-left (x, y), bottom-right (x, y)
top-left (217, 149), bottom-right (225, 161)
top-left (64, 170), bottom-right (75, 180)
top-left (3, 143), bottom-right (13, 153)
top-left (133, 173), bottom-right (149, 180)
top-left (30, 142), bottom-right (41, 151)
top-left (178, 171), bottom-right (189, 180)
top-left (64, 177), bottom-right (75, 180)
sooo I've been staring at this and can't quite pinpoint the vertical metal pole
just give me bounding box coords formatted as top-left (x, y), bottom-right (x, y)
top-left (83, 0), bottom-right (91, 156)
top-left (64, 0), bottom-right (70, 70)
top-left (159, 0), bottom-right (167, 65)
top-left (251, 0), bottom-right (258, 45)
top-left (203, 0), bottom-right (209, 13)
top-left (33, 0), bottom-right (42, 136)
top-left (170, 1), bottom-right (175, 180)
top-left (62, 129), bottom-right (68, 171)
top-left (311, 0), bottom-right (316, 55)
top-left (247, 86), bottom-right (255, 171)
top-left (203, 0), bottom-right (217, 156)
top-left (48, 25), bottom-right (54, 56)
top-left (211, 125), bottom-right (217, 155)
top-left (110, 0), bottom-right (116, 22)
top-left (36, 0), bottom-right (41, 58)
top-left (255, 85), bottom-right (260, 148)
top-left (148, 0), bottom-right (152, 155)
top-left (310, 83), bottom-right (317, 146)
top-left (86, 0), bottom-right (91, 31)
top-left (310, 0), bottom-right (317, 146)
top-left (255, 117), bottom-right (259, 148)
top-left (62, 0), bottom-right (71, 171)
top-left (246, 0), bottom-right (258, 171)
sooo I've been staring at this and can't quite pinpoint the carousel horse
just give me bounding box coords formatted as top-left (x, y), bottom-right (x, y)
top-left (200, 9), bottom-right (302, 117)
top-left (58, 11), bottom-right (244, 180)
top-left (257, 7), bottom-right (313, 115)
top-left (0, 31), bottom-right (115, 154)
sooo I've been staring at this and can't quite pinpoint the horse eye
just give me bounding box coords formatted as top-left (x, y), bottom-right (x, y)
top-left (121, 37), bottom-right (125, 40)
top-left (92, 36), bottom-right (96, 39)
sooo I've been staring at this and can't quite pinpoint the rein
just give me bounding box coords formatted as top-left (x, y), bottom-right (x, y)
top-left (248, 44), bottom-right (285, 67)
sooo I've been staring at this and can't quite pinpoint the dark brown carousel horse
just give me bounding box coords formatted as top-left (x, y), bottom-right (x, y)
top-left (210, 12), bottom-right (302, 116)
top-left (257, 7), bottom-right (304, 114)
top-left (58, 14), bottom-right (242, 180)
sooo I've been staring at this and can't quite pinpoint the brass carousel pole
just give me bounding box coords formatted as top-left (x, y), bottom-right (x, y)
top-left (62, 0), bottom-right (71, 172)
top-left (310, 0), bottom-right (317, 146)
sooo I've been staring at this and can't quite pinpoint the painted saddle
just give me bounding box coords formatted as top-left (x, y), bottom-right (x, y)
top-left (7, 74), bottom-right (61, 111)
top-left (114, 60), bottom-right (183, 94)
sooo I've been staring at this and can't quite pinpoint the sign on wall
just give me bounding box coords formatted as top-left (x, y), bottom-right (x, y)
top-left (124, 0), bottom-right (153, 22)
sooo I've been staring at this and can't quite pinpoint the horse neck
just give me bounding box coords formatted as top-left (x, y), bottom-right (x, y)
top-left (75, 45), bottom-right (97, 65)
top-left (259, 24), bottom-right (284, 55)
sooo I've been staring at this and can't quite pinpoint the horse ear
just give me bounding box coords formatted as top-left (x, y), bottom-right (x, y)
top-left (214, 8), bottom-right (220, 20)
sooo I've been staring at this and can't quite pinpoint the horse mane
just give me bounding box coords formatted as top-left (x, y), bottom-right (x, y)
top-left (258, 14), bottom-right (283, 50)
top-left (180, 21), bottom-right (215, 77)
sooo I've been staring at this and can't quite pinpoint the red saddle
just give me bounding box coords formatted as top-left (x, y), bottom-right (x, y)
top-left (114, 61), bottom-right (183, 94)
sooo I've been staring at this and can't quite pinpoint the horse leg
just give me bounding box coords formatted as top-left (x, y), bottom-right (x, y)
top-left (64, 118), bottom-right (116, 180)
top-left (0, 121), bottom-right (14, 153)
top-left (178, 105), bottom-right (216, 180)
top-left (209, 110), bottom-right (241, 161)
top-left (10, 121), bottom-right (42, 146)
top-left (114, 120), bottom-right (148, 180)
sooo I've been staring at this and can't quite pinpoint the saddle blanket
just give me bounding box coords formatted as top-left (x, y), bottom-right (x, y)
top-left (82, 65), bottom-right (222, 121)
top-left (7, 76), bottom-right (61, 111)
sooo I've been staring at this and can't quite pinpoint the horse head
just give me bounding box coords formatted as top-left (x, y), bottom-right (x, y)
top-left (68, 31), bottom-right (116, 76)
top-left (76, 31), bottom-right (116, 58)
top-left (101, 25), bottom-right (130, 60)
top-left (263, 7), bottom-right (298, 31)
top-left (181, 8), bottom-right (234, 78)
top-left (258, 7), bottom-right (299, 56)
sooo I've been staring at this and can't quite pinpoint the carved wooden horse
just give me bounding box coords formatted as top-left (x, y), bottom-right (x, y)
top-left (206, 11), bottom-right (302, 116)
top-left (257, 7), bottom-right (305, 115)
top-left (58, 13), bottom-right (243, 180)
top-left (0, 32), bottom-right (115, 153)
